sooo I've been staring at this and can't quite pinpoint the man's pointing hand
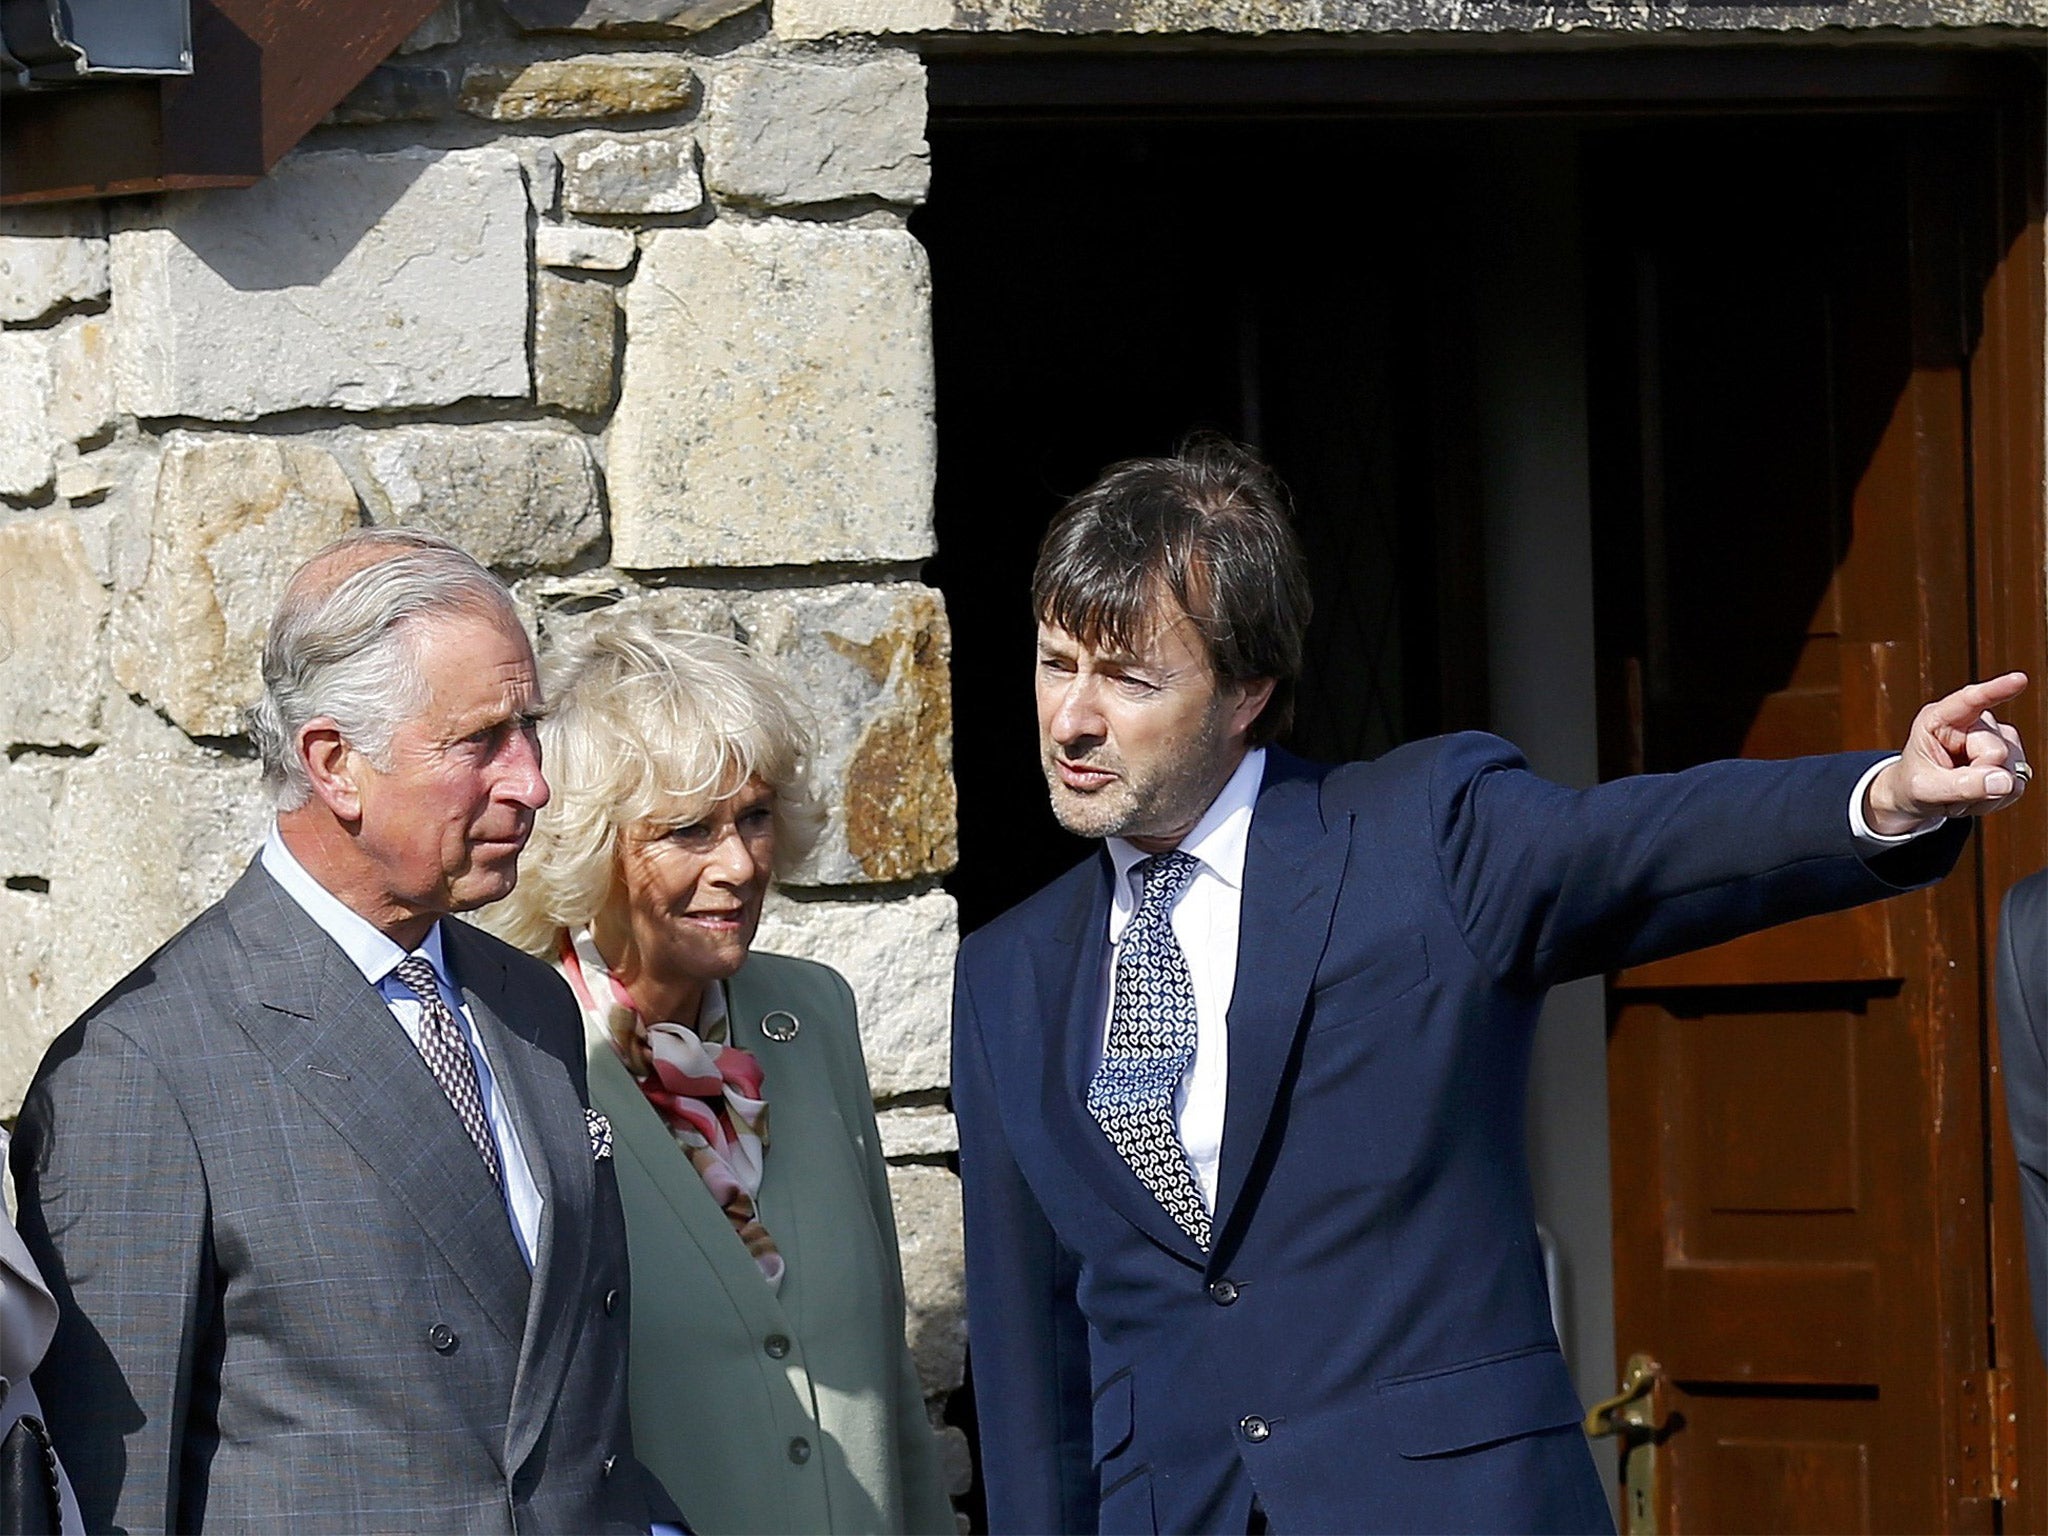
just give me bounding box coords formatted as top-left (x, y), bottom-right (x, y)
top-left (1863, 671), bottom-right (2031, 837)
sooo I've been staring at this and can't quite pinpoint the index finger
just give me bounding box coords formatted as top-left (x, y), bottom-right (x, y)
top-left (1924, 672), bottom-right (2030, 731)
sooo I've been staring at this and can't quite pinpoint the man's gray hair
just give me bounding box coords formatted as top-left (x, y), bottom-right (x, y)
top-left (247, 529), bottom-right (523, 810)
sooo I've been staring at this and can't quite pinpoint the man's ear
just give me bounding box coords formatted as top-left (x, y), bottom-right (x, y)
top-left (298, 721), bottom-right (364, 821)
top-left (1230, 677), bottom-right (1278, 741)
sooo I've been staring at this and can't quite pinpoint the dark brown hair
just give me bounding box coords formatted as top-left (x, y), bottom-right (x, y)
top-left (1031, 435), bottom-right (1313, 745)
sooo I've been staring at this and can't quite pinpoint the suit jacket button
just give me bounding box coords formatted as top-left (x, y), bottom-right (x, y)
top-left (764, 1334), bottom-right (791, 1359)
top-left (428, 1323), bottom-right (458, 1354)
top-left (1238, 1415), bottom-right (1271, 1444)
top-left (604, 1288), bottom-right (621, 1316)
top-left (788, 1437), bottom-right (812, 1464)
top-left (1208, 1279), bottom-right (1239, 1306)
top-left (602, 1454), bottom-right (617, 1478)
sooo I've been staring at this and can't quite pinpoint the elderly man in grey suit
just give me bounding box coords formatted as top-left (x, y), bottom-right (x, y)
top-left (12, 530), bottom-right (683, 1533)
top-left (2000, 864), bottom-right (2048, 1363)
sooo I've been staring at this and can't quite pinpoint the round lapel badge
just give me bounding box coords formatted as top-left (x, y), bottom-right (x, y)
top-left (759, 1010), bottom-right (800, 1042)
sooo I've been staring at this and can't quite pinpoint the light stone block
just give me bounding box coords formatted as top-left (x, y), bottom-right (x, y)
top-left (610, 222), bottom-right (935, 569)
top-left (778, 0), bottom-right (2048, 34)
top-left (0, 316), bottom-right (117, 497)
top-left (879, 1105), bottom-right (958, 1158)
top-left (535, 222), bottom-right (639, 271)
top-left (933, 1423), bottom-right (972, 1499)
top-left (570, 583), bottom-right (956, 885)
top-left (55, 456), bottom-right (116, 501)
top-left (0, 333), bottom-right (57, 497)
top-left (705, 55), bottom-right (929, 207)
top-left (752, 889), bottom-right (957, 1098)
top-left (0, 756), bottom-right (64, 882)
top-left (559, 129), bottom-right (703, 216)
top-left (0, 888), bottom-right (53, 1115)
top-left (327, 423), bottom-right (604, 569)
top-left (113, 435), bottom-right (362, 737)
top-left (399, 0), bottom-right (463, 49)
top-left (459, 55), bottom-right (699, 121)
top-left (533, 271), bottom-right (621, 415)
top-left (37, 752), bottom-right (270, 1061)
top-left (0, 204), bottom-right (108, 325)
top-left (64, 446), bottom-right (159, 590)
top-left (112, 148), bottom-right (531, 422)
top-left (503, 0), bottom-right (760, 31)
top-left (47, 315), bottom-right (116, 446)
top-left (886, 1164), bottom-right (966, 1396)
top-left (0, 517), bottom-right (107, 748)
top-left (775, 0), bottom-right (951, 34)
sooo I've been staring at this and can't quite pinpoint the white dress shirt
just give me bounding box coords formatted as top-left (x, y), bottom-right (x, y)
top-left (1095, 748), bottom-right (1932, 1215)
top-left (260, 830), bottom-right (543, 1268)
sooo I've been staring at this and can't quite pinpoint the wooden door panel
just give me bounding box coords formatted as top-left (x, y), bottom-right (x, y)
top-left (1686, 1408), bottom-right (1878, 1536)
top-left (1683, 1011), bottom-right (1860, 1221)
top-left (1621, 898), bottom-right (1899, 988)
top-left (1658, 1265), bottom-right (1878, 1384)
top-left (1970, 95), bottom-right (2048, 1531)
top-left (1594, 115), bottom-right (1983, 1534)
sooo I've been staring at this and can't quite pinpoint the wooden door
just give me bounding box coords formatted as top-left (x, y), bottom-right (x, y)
top-left (1593, 112), bottom-right (2037, 1533)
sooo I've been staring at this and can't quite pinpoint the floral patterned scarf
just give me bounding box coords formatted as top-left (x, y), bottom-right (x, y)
top-left (559, 929), bottom-right (783, 1289)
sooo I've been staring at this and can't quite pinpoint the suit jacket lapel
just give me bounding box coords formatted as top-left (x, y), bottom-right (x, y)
top-left (1040, 854), bottom-right (1207, 1265)
top-left (1211, 755), bottom-right (1350, 1251)
top-left (445, 921), bottom-right (593, 1480)
top-left (222, 868), bottom-right (532, 1345)
top-left (585, 998), bottom-right (784, 1316)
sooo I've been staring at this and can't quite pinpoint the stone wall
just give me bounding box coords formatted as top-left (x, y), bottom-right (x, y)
top-left (777, 0), bottom-right (2048, 38)
top-left (0, 0), bottom-right (966, 1493)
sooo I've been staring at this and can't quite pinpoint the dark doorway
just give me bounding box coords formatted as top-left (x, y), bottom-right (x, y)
top-left (915, 60), bottom-right (2045, 1531)
top-left (916, 120), bottom-right (1492, 935)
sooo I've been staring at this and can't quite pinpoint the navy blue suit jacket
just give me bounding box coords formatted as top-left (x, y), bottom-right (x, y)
top-left (954, 735), bottom-right (1967, 1535)
top-left (1997, 868), bottom-right (2048, 1363)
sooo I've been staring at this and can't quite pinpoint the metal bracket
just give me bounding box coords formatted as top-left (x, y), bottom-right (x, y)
top-left (1959, 1368), bottom-right (2019, 1503)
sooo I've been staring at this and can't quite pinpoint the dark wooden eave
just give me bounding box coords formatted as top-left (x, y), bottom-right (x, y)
top-left (0, 0), bottom-right (447, 206)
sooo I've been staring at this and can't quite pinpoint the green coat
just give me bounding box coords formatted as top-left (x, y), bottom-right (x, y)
top-left (584, 949), bottom-right (954, 1536)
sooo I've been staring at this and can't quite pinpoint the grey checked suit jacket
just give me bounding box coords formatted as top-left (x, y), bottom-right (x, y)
top-left (11, 861), bottom-right (681, 1534)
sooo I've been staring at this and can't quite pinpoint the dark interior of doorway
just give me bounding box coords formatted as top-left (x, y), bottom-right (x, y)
top-left (916, 119), bottom-right (1496, 938)
top-left (915, 118), bottom-right (1502, 1530)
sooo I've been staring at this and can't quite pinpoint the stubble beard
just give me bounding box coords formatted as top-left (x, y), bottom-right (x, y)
top-left (1040, 695), bottom-right (1237, 844)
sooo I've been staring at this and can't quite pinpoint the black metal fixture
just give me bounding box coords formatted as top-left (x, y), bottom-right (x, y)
top-left (0, 0), bottom-right (192, 93)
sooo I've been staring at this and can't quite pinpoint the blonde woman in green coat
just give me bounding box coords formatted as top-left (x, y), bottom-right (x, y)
top-left (484, 608), bottom-right (954, 1536)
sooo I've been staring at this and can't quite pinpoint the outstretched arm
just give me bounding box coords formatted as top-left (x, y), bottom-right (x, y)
top-left (1432, 736), bottom-right (1969, 993)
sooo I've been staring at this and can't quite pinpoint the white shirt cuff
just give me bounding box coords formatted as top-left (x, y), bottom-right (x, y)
top-left (1849, 755), bottom-right (1945, 850)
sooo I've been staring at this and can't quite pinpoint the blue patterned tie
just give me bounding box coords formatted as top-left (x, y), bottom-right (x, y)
top-left (1088, 850), bottom-right (1211, 1249)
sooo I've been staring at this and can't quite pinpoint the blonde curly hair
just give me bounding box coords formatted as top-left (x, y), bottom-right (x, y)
top-left (481, 606), bottom-right (823, 958)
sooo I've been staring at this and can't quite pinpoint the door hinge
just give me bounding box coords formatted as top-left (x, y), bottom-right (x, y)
top-left (1960, 1369), bottom-right (2019, 1502)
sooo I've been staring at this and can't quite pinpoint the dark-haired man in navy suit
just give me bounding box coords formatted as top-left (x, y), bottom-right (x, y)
top-left (952, 437), bottom-right (2032, 1535)
top-left (1999, 866), bottom-right (2048, 1364)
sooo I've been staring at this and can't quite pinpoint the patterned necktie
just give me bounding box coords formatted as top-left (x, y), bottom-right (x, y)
top-left (393, 955), bottom-right (503, 1189)
top-left (1088, 850), bottom-right (1211, 1250)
